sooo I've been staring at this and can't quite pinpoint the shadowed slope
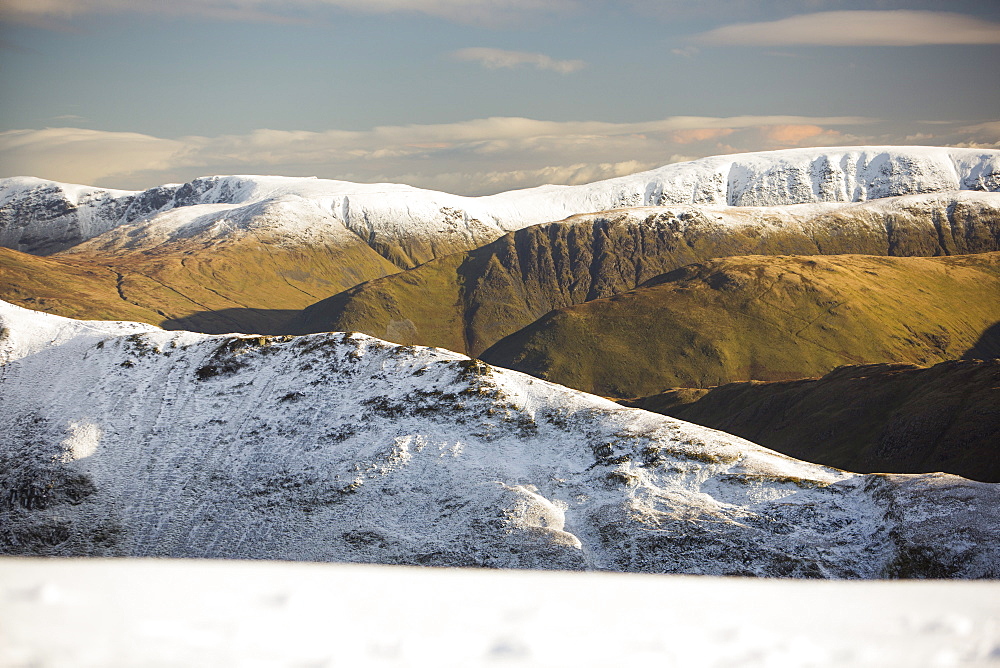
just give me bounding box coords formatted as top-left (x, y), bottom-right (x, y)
top-left (480, 253), bottom-right (1000, 398)
top-left (622, 360), bottom-right (1000, 483)
top-left (292, 193), bottom-right (1000, 356)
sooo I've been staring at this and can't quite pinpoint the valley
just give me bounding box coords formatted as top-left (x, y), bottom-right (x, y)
top-left (2, 146), bottom-right (999, 579)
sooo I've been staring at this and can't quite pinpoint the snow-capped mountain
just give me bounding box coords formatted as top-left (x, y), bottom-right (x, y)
top-left (1, 146), bottom-right (997, 263)
top-left (2, 300), bottom-right (997, 577)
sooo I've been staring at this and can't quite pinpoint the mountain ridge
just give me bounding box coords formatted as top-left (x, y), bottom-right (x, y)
top-left (2, 299), bottom-right (998, 577)
top-left (294, 191), bottom-right (1000, 355)
top-left (3, 146), bottom-right (997, 261)
top-left (622, 359), bottom-right (1000, 483)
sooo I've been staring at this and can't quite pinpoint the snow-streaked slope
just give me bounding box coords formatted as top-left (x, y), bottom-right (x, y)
top-left (2, 146), bottom-right (997, 262)
top-left (4, 559), bottom-right (1000, 668)
top-left (1, 300), bottom-right (998, 577)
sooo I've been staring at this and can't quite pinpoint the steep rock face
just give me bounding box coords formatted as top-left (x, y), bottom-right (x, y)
top-left (2, 301), bottom-right (999, 577)
top-left (623, 360), bottom-right (1000, 483)
top-left (292, 192), bottom-right (1000, 356)
top-left (480, 253), bottom-right (1000, 398)
top-left (0, 179), bottom-right (136, 255)
top-left (2, 147), bottom-right (997, 259)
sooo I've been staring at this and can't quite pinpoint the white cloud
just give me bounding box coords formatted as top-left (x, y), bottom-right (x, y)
top-left (670, 46), bottom-right (699, 58)
top-left (12, 114), bottom-right (992, 196)
top-left (452, 48), bottom-right (585, 74)
top-left (693, 11), bottom-right (1000, 47)
top-left (0, 128), bottom-right (184, 186)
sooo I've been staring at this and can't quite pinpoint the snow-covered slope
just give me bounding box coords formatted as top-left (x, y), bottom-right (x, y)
top-left (2, 146), bottom-right (997, 262)
top-left (2, 300), bottom-right (997, 577)
top-left (5, 559), bottom-right (1000, 668)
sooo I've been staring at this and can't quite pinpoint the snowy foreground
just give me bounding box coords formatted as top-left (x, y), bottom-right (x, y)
top-left (2, 300), bottom-right (999, 577)
top-left (2, 557), bottom-right (999, 668)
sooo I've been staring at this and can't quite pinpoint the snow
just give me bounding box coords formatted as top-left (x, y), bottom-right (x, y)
top-left (0, 176), bottom-right (136, 208)
top-left (2, 300), bottom-right (998, 577)
top-left (2, 146), bottom-right (997, 257)
top-left (2, 557), bottom-right (999, 667)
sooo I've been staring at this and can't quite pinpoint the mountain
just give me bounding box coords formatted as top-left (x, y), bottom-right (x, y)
top-left (295, 191), bottom-right (1000, 356)
top-left (480, 252), bottom-right (1000, 398)
top-left (1, 147), bottom-right (996, 336)
top-left (0, 246), bottom-right (168, 325)
top-left (3, 146), bottom-right (997, 259)
top-left (622, 360), bottom-right (1000, 483)
top-left (2, 300), bottom-right (998, 577)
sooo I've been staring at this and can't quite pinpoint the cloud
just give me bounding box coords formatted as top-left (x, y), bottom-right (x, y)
top-left (670, 46), bottom-right (699, 58)
top-left (451, 48), bottom-right (585, 74)
top-left (670, 128), bottom-right (734, 144)
top-left (0, 128), bottom-right (184, 186)
top-left (12, 114), bottom-right (989, 195)
top-left (950, 121), bottom-right (1000, 149)
top-left (758, 124), bottom-right (831, 144)
top-left (693, 11), bottom-right (1000, 47)
top-left (0, 0), bottom-right (577, 26)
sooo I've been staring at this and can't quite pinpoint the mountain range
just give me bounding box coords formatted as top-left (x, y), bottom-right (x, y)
top-left (481, 252), bottom-right (1000, 396)
top-left (297, 192), bottom-right (1000, 356)
top-left (2, 145), bottom-right (999, 576)
top-left (2, 147), bottom-right (998, 338)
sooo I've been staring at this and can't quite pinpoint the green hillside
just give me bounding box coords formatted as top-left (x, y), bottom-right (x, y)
top-left (0, 230), bottom-right (400, 334)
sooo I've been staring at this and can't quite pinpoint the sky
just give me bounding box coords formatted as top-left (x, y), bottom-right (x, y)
top-left (1, 0), bottom-right (999, 195)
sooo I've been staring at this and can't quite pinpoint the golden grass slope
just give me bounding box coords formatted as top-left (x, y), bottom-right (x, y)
top-left (0, 229), bottom-right (400, 334)
top-left (480, 253), bottom-right (1000, 398)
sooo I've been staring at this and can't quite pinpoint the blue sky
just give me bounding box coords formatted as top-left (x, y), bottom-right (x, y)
top-left (1, 0), bottom-right (998, 193)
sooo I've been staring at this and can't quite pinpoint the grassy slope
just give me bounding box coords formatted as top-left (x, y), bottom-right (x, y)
top-left (480, 253), bottom-right (1000, 398)
top-left (293, 198), bottom-right (1000, 356)
top-left (0, 247), bottom-right (165, 324)
top-left (621, 359), bottom-right (1000, 483)
top-left (0, 232), bottom-right (400, 334)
